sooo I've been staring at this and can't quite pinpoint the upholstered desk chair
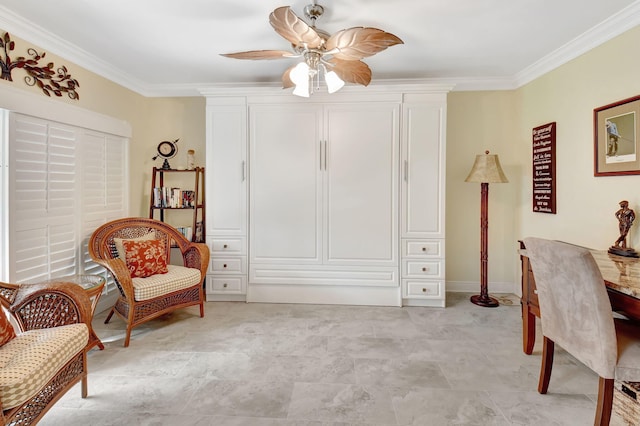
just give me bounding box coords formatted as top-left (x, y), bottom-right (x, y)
top-left (523, 237), bottom-right (640, 426)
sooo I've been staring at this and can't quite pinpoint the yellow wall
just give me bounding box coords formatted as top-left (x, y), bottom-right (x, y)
top-left (445, 25), bottom-right (640, 292)
top-left (4, 25), bottom-right (640, 293)
top-left (0, 31), bottom-right (205, 219)
top-left (516, 25), bottom-right (640, 255)
top-left (446, 91), bottom-right (519, 290)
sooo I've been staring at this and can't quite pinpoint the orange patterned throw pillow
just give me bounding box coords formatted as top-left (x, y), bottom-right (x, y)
top-left (122, 239), bottom-right (169, 278)
top-left (0, 308), bottom-right (16, 346)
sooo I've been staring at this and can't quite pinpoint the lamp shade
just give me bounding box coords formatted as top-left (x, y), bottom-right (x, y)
top-left (465, 150), bottom-right (509, 184)
top-left (291, 62), bottom-right (310, 98)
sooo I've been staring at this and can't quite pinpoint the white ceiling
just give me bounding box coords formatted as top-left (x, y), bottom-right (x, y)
top-left (0, 0), bottom-right (639, 97)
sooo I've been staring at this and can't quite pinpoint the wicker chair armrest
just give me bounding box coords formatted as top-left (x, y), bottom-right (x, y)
top-left (180, 243), bottom-right (210, 276)
top-left (0, 282), bottom-right (20, 308)
top-left (92, 257), bottom-right (135, 301)
top-left (10, 282), bottom-right (92, 332)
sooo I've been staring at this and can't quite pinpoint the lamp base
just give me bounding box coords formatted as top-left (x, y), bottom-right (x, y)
top-left (470, 294), bottom-right (499, 308)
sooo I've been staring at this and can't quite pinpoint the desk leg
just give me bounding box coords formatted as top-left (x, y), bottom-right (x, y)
top-left (522, 303), bottom-right (536, 355)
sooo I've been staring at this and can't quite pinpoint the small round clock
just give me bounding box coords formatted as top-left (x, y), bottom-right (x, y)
top-left (153, 138), bottom-right (179, 169)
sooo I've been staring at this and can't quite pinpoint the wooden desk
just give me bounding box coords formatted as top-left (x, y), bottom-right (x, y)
top-left (519, 241), bottom-right (640, 355)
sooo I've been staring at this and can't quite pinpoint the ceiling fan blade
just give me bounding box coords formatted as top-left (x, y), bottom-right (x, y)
top-left (269, 6), bottom-right (324, 49)
top-left (282, 65), bottom-right (296, 89)
top-left (220, 50), bottom-right (296, 60)
top-left (327, 58), bottom-right (372, 86)
top-left (325, 27), bottom-right (403, 61)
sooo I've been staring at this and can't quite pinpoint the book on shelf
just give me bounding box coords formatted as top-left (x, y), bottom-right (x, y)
top-left (153, 187), bottom-right (196, 208)
top-left (175, 226), bottom-right (193, 241)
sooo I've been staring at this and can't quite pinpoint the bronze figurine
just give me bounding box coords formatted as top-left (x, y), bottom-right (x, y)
top-left (609, 200), bottom-right (639, 257)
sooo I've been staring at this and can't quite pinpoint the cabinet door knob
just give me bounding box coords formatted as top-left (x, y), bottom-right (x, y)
top-left (422, 267), bottom-right (428, 272)
top-left (223, 264), bottom-right (228, 268)
top-left (223, 244), bottom-right (228, 249)
top-left (223, 283), bottom-right (228, 288)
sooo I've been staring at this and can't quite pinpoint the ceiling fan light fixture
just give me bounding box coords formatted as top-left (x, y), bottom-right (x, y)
top-left (221, 3), bottom-right (403, 97)
top-left (290, 62), bottom-right (311, 97)
top-left (324, 70), bottom-right (344, 94)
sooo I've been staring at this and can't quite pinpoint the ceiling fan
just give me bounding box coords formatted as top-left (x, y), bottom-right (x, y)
top-left (221, 2), bottom-right (403, 96)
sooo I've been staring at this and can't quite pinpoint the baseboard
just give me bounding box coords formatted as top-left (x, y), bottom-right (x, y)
top-left (446, 280), bottom-right (520, 295)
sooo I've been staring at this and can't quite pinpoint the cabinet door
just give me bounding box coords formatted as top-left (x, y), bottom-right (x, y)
top-left (206, 105), bottom-right (247, 236)
top-left (401, 103), bottom-right (445, 238)
top-left (324, 104), bottom-right (399, 265)
top-left (249, 105), bottom-right (323, 263)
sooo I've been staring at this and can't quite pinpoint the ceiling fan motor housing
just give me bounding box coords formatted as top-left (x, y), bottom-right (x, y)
top-left (304, 3), bottom-right (325, 23)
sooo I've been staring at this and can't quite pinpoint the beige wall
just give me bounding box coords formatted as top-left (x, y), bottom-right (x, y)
top-left (446, 26), bottom-right (640, 293)
top-left (4, 25), bottom-right (640, 295)
top-left (0, 31), bottom-right (205, 219)
top-left (446, 91), bottom-right (519, 291)
top-left (516, 25), bottom-right (640, 255)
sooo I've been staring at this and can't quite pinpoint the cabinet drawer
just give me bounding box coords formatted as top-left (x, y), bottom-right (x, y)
top-left (404, 280), bottom-right (443, 298)
top-left (211, 257), bottom-right (245, 274)
top-left (403, 240), bottom-right (443, 257)
top-left (208, 276), bottom-right (245, 294)
top-left (210, 238), bottom-right (245, 255)
top-left (402, 260), bottom-right (443, 278)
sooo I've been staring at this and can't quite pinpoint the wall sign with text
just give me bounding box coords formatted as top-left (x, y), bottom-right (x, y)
top-left (532, 122), bottom-right (556, 214)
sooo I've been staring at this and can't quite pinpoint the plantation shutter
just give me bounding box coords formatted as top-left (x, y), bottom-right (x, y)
top-left (80, 130), bottom-right (128, 293)
top-left (8, 113), bottom-right (79, 282)
top-left (7, 112), bottom-right (128, 297)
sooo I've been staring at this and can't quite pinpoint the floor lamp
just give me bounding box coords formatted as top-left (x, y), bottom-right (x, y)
top-left (465, 150), bottom-right (509, 307)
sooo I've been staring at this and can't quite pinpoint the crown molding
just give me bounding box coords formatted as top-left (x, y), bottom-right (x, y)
top-left (1, 2), bottom-right (639, 97)
top-left (515, 1), bottom-right (640, 87)
top-left (198, 79), bottom-right (456, 98)
top-left (0, 5), bottom-right (152, 96)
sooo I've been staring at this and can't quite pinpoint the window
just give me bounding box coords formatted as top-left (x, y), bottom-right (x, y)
top-left (1, 111), bottom-right (128, 299)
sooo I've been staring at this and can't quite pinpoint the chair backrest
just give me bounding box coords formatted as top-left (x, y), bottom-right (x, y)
top-left (89, 217), bottom-right (188, 263)
top-left (523, 237), bottom-right (617, 378)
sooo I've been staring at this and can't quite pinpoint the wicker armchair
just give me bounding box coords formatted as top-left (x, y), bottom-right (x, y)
top-left (88, 217), bottom-right (209, 347)
top-left (0, 281), bottom-right (91, 426)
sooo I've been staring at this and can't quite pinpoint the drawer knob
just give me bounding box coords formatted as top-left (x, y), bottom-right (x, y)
top-left (422, 288), bottom-right (427, 293)
top-left (422, 267), bottom-right (428, 272)
top-left (223, 244), bottom-right (228, 249)
top-left (223, 283), bottom-right (228, 288)
top-left (223, 264), bottom-right (228, 268)
top-left (422, 247), bottom-right (427, 252)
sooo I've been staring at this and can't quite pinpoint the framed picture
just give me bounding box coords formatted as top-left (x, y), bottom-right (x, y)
top-left (594, 95), bottom-right (640, 176)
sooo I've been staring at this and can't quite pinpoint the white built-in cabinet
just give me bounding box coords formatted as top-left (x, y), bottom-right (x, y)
top-left (400, 99), bottom-right (446, 306)
top-left (204, 87), bottom-right (447, 307)
top-left (205, 101), bottom-right (248, 299)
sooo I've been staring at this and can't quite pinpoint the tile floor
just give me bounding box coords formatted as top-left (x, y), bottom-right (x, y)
top-left (42, 292), bottom-right (602, 425)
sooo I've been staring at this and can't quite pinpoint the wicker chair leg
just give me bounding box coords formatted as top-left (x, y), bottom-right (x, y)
top-left (104, 307), bottom-right (115, 324)
top-left (81, 352), bottom-right (88, 398)
top-left (124, 324), bottom-right (133, 347)
top-left (199, 301), bottom-right (204, 317)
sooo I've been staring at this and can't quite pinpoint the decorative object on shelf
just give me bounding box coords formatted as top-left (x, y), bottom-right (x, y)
top-left (609, 200), bottom-right (639, 258)
top-left (221, 1), bottom-right (403, 97)
top-left (152, 138), bottom-right (179, 170)
top-left (187, 149), bottom-right (195, 170)
top-left (0, 31), bottom-right (80, 100)
top-left (465, 150), bottom-right (509, 307)
top-left (594, 94), bottom-right (640, 176)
